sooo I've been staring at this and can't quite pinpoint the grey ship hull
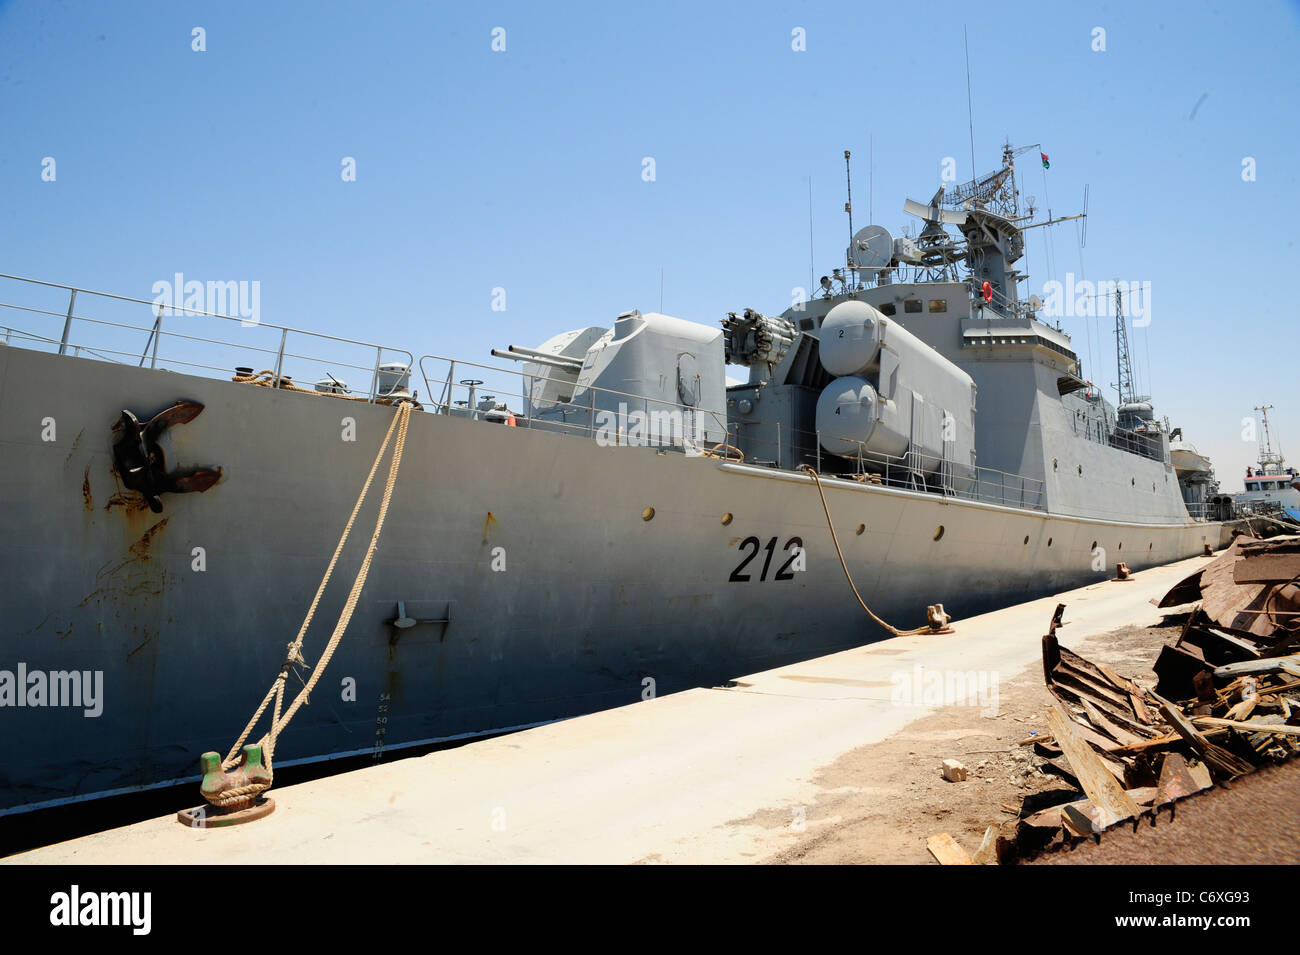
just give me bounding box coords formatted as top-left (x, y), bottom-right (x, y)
top-left (0, 346), bottom-right (1225, 813)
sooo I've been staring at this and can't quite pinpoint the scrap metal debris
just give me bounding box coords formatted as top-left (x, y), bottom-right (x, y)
top-left (929, 568), bottom-right (1300, 863)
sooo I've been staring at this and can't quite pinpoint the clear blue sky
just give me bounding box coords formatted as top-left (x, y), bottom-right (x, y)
top-left (2, 0), bottom-right (1297, 490)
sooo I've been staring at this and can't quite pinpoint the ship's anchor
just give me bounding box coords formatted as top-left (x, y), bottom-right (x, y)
top-left (110, 399), bottom-right (222, 513)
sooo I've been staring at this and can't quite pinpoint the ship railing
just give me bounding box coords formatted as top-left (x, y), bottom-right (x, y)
top-left (723, 421), bottom-right (1048, 512)
top-left (1236, 499), bottom-right (1291, 520)
top-left (414, 354), bottom-right (1051, 511)
top-left (416, 353), bottom-right (730, 445)
top-left (0, 273), bottom-right (415, 403)
top-left (1068, 408), bottom-right (1165, 462)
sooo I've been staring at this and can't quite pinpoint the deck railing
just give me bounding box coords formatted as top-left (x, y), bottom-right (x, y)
top-left (417, 353), bottom-right (1048, 512)
top-left (0, 273), bottom-right (414, 403)
top-left (0, 271), bottom-right (1050, 513)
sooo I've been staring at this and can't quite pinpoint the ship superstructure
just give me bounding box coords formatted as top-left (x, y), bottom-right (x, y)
top-left (721, 144), bottom-right (1188, 526)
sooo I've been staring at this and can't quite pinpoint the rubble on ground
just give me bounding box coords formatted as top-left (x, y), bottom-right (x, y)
top-left (929, 538), bottom-right (1300, 864)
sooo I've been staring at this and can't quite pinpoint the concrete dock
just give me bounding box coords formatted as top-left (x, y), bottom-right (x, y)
top-left (7, 555), bottom-right (1208, 865)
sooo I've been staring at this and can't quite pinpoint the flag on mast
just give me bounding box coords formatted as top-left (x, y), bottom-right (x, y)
top-left (1040, 152), bottom-right (1051, 170)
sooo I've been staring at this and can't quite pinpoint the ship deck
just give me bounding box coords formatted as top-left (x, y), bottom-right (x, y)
top-left (6, 553), bottom-right (1213, 865)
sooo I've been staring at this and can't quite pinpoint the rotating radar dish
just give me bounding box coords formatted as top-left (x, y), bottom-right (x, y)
top-left (849, 224), bottom-right (893, 276)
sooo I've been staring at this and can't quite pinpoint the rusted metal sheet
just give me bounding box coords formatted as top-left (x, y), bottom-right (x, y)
top-left (1233, 552), bottom-right (1300, 583)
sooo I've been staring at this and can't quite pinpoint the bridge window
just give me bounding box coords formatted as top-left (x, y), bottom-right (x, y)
top-left (880, 302), bottom-right (896, 316)
top-left (904, 299), bottom-right (922, 314)
top-left (928, 299), bottom-right (947, 313)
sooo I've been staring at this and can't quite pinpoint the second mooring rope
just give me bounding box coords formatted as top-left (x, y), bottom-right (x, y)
top-left (800, 464), bottom-right (949, 637)
top-left (222, 401), bottom-right (414, 781)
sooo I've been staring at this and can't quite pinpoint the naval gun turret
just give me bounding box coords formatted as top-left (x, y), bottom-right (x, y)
top-left (495, 309), bottom-right (729, 448)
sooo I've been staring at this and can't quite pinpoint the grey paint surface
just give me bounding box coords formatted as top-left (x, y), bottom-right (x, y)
top-left (0, 345), bottom-right (1223, 812)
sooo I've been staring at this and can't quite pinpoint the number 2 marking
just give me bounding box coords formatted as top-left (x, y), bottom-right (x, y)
top-left (729, 536), bottom-right (761, 581)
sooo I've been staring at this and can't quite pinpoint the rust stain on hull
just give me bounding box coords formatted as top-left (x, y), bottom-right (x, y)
top-left (105, 491), bottom-right (149, 514)
top-left (82, 466), bottom-right (93, 511)
top-left (125, 629), bottom-right (154, 660)
top-left (80, 517), bottom-right (170, 607)
top-left (64, 428), bottom-right (85, 466)
top-left (129, 517), bottom-right (169, 560)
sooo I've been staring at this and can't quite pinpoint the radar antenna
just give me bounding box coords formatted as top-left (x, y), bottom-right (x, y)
top-left (1113, 286), bottom-right (1139, 407)
top-left (844, 150), bottom-right (854, 273)
top-left (1255, 404), bottom-right (1284, 471)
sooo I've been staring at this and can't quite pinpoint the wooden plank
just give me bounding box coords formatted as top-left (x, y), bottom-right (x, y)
top-left (1045, 706), bottom-right (1140, 829)
top-left (1157, 700), bottom-right (1207, 755)
top-left (1129, 691), bottom-right (1155, 725)
top-left (1096, 662), bottom-right (1141, 696)
top-left (1047, 689), bottom-right (1129, 753)
top-left (1050, 680), bottom-right (1159, 737)
top-left (1111, 725), bottom-right (1232, 755)
top-left (1224, 695), bottom-right (1257, 722)
top-left (1214, 655), bottom-right (1300, 679)
top-left (1055, 659), bottom-right (1133, 708)
top-left (1157, 700), bottom-right (1257, 778)
top-left (926, 833), bottom-right (972, 865)
top-left (1080, 698), bottom-right (1147, 747)
top-left (1192, 716), bottom-right (1300, 736)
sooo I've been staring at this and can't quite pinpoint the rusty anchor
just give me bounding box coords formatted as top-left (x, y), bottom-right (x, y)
top-left (176, 745), bottom-right (276, 828)
top-left (111, 399), bottom-right (222, 513)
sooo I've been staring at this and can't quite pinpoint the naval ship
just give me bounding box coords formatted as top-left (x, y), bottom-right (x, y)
top-left (0, 144), bottom-right (1229, 814)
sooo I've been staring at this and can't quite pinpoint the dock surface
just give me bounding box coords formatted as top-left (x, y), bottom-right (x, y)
top-left (7, 556), bottom-right (1207, 864)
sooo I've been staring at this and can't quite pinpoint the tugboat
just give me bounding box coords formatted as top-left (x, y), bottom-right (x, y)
top-left (1235, 404), bottom-right (1300, 526)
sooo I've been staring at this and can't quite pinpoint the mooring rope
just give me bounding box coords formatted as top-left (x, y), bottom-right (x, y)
top-left (233, 368), bottom-right (419, 408)
top-left (221, 401), bottom-right (413, 783)
top-left (800, 464), bottom-right (950, 636)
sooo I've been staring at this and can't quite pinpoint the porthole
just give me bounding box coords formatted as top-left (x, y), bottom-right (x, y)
top-left (933, 525), bottom-right (945, 541)
top-left (1048, 537), bottom-right (1054, 547)
top-left (1023, 535), bottom-right (1030, 545)
top-left (1077, 465), bottom-right (1083, 475)
top-left (1118, 542), bottom-right (1123, 551)
top-left (642, 507), bottom-right (655, 521)
top-left (856, 523), bottom-right (866, 536)
top-left (721, 512), bottom-right (733, 526)
top-left (1091, 540), bottom-right (1098, 550)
